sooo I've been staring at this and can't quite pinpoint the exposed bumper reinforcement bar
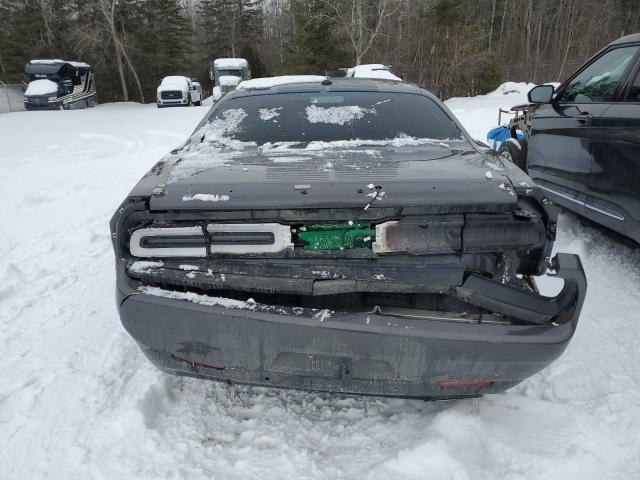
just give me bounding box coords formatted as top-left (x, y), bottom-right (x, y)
top-left (454, 253), bottom-right (584, 325)
top-left (116, 253), bottom-right (586, 398)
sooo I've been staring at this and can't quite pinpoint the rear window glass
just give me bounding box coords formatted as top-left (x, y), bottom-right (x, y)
top-left (198, 91), bottom-right (463, 145)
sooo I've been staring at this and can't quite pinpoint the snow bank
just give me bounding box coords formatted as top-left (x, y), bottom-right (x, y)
top-left (445, 81), bottom-right (531, 140)
top-left (238, 75), bottom-right (326, 90)
top-left (24, 79), bottom-right (58, 96)
top-left (486, 81), bottom-right (560, 98)
top-left (446, 80), bottom-right (562, 141)
top-left (487, 81), bottom-right (537, 96)
top-left (346, 64), bottom-right (402, 81)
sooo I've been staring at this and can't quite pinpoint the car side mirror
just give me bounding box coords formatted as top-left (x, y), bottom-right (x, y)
top-left (528, 85), bottom-right (554, 104)
top-left (191, 85), bottom-right (197, 90)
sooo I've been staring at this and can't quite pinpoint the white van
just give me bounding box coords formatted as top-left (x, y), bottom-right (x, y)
top-left (157, 76), bottom-right (202, 107)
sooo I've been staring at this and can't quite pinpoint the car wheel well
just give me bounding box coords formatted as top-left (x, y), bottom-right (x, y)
top-left (498, 138), bottom-right (528, 171)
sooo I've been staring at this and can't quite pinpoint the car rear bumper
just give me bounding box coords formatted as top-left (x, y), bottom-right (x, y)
top-left (116, 253), bottom-right (586, 399)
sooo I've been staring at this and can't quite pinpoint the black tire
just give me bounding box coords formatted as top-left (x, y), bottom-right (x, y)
top-left (194, 100), bottom-right (201, 106)
top-left (498, 138), bottom-right (528, 171)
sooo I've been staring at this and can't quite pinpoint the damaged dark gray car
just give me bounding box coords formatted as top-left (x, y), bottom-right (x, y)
top-left (111, 77), bottom-right (587, 399)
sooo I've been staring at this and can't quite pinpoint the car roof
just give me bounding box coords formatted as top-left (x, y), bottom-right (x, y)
top-left (162, 75), bottom-right (188, 82)
top-left (610, 33), bottom-right (640, 46)
top-left (230, 77), bottom-right (422, 98)
top-left (25, 59), bottom-right (91, 75)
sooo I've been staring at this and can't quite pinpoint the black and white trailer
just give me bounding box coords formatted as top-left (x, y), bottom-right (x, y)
top-left (24, 59), bottom-right (97, 110)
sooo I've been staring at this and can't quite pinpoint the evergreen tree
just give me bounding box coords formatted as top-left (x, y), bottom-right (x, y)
top-left (0, 0), bottom-right (78, 82)
top-left (199, 0), bottom-right (263, 58)
top-left (281, 0), bottom-right (350, 75)
top-left (128, 0), bottom-right (193, 99)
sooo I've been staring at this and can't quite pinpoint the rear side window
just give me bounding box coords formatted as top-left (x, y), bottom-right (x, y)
top-left (199, 91), bottom-right (463, 145)
top-left (558, 46), bottom-right (639, 103)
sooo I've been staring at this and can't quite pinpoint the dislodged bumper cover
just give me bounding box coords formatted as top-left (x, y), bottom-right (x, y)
top-left (116, 253), bottom-right (586, 398)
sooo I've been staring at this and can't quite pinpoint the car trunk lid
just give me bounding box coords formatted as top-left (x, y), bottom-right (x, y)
top-left (148, 147), bottom-right (517, 212)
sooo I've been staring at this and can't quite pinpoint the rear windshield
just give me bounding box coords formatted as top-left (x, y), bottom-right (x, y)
top-left (198, 91), bottom-right (464, 145)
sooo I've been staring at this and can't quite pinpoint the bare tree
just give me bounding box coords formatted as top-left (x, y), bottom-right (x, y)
top-left (488, 0), bottom-right (496, 52)
top-left (322, 0), bottom-right (399, 65)
top-left (35, 0), bottom-right (54, 47)
top-left (5, 0), bottom-right (640, 101)
top-left (97, 0), bottom-right (145, 103)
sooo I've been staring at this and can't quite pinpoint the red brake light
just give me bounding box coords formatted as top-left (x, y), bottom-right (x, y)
top-left (171, 353), bottom-right (225, 370)
top-left (437, 379), bottom-right (494, 389)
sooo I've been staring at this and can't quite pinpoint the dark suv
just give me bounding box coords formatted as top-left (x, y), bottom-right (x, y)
top-left (501, 33), bottom-right (640, 244)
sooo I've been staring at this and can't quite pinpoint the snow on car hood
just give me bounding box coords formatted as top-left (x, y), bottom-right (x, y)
top-left (141, 143), bottom-right (520, 212)
top-left (25, 79), bottom-right (58, 96)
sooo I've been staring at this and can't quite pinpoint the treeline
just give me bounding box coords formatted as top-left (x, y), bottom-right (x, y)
top-left (1, 0), bottom-right (639, 102)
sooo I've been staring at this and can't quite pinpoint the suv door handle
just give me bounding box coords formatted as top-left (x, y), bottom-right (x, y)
top-left (572, 112), bottom-right (593, 123)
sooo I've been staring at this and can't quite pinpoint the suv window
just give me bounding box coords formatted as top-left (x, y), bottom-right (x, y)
top-left (558, 46), bottom-right (639, 103)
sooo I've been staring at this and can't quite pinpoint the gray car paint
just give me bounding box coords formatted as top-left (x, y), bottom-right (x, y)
top-left (146, 147), bottom-right (520, 212)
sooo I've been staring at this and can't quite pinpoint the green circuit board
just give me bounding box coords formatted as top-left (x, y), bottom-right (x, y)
top-left (297, 223), bottom-right (376, 251)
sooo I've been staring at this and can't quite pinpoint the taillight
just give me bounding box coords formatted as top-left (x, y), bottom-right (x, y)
top-left (171, 353), bottom-right (225, 370)
top-left (129, 226), bottom-right (206, 258)
top-left (129, 223), bottom-right (293, 257)
top-left (206, 223), bottom-right (293, 254)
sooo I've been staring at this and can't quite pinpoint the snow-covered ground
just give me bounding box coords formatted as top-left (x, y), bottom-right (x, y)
top-left (1, 91), bottom-right (639, 479)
